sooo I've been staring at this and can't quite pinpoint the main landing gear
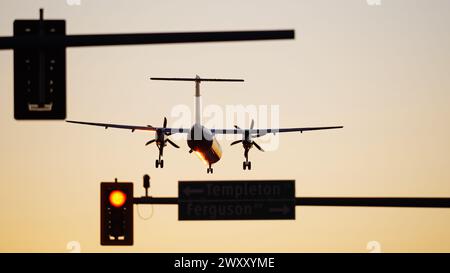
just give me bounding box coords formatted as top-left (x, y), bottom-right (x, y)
top-left (243, 148), bottom-right (252, 170)
top-left (146, 117), bottom-right (180, 169)
top-left (155, 148), bottom-right (164, 168)
top-left (243, 161), bottom-right (252, 170)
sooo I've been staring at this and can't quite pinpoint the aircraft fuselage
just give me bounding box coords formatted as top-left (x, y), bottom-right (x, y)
top-left (187, 123), bottom-right (222, 165)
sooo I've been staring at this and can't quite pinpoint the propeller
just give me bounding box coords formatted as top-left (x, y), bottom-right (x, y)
top-left (230, 119), bottom-right (264, 151)
top-left (165, 138), bottom-right (180, 148)
top-left (231, 140), bottom-right (242, 146)
top-left (145, 139), bottom-right (156, 146)
top-left (253, 142), bottom-right (264, 152)
top-left (145, 117), bottom-right (179, 148)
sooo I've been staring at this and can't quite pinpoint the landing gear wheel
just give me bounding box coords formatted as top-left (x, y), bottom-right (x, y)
top-left (160, 160), bottom-right (164, 168)
top-left (207, 167), bottom-right (213, 174)
top-left (155, 159), bottom-right (159, 168)
top-left (243, 161), bottom-right (251, 170)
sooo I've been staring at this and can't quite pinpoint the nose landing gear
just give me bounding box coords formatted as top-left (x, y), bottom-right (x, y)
top-left (155, 159), bottom-right (164, 168)
top-left (207, 163), bottom-right (214, 174)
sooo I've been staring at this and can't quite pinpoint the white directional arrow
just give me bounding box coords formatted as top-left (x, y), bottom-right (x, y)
top-left (182, 187), bottom-right (205, 197)
top-left (269, 205), bottom-right (291, 215)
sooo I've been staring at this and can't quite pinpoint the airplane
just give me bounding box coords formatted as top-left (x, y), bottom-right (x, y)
top-left (66, 76), bottom-right (343, 173)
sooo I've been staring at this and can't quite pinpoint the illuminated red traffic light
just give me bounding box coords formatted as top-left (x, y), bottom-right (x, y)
top-left (101, 182), bottom-right (133, 245)
top-left (109, 190), bottom-right (127, 208)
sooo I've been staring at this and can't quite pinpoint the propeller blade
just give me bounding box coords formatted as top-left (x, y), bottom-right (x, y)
top-left (231, 140), bottom-right (242, 146)
top-left (163, 117), bottom-right (167, 128)
top-left (234, 125), bottom-right (241, 129)
top-left (145, 139), bottom-right (156, 146)
top-left (166, 138), bottom-right (180, 148)
top-left (250, 119), bottom-right (254, 130)
top-left (253, 142), bottom-right (264, 152)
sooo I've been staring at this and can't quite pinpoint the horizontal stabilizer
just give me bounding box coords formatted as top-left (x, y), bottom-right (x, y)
top-left (150, 77), bottom-right (244, 82)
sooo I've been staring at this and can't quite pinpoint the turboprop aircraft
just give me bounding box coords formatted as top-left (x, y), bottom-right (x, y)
top-left (66, 76), bottom-right (343, 173)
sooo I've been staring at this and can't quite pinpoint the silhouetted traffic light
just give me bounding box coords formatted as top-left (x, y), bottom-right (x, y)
top-left (13, 9), bottom-right (66, 119)
top-left (100, 181), bottom-right (133, 245)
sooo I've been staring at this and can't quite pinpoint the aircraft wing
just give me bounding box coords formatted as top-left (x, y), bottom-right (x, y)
top-left (211, 126), bottom-right (343, 135)
top-left (66, 120), bottom-right (190, 134)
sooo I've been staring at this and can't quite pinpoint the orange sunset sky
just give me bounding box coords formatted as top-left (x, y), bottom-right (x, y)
top-left (0, 0), bottom-right (450, 252)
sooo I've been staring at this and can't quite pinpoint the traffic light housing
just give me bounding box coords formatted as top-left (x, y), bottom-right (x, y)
top-left (100, 182), bottom-right (133, 245)
top-left (13, 10), bottom-right (66, 119)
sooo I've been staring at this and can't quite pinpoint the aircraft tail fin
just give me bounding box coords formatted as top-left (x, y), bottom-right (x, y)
top-left (150, 76), bottom-right (244, 125)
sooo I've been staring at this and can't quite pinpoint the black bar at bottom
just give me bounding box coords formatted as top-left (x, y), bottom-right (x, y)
top-left (0, 253), bottom-right (447, 272)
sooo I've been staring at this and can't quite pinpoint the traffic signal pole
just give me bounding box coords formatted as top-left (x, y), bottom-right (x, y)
top-left (133, 197), bottom-right (178, 205)
top-left (131, 175), bottom-right (450, 208)
top-left (132, 197), bottom-right (450, 208)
